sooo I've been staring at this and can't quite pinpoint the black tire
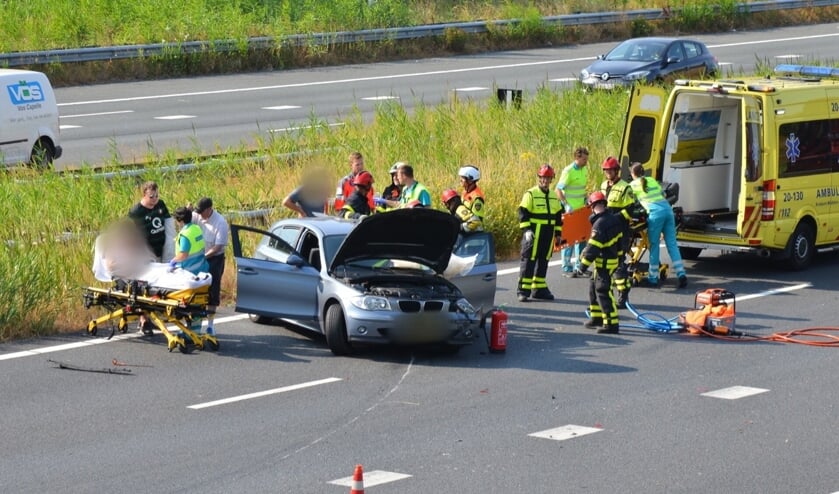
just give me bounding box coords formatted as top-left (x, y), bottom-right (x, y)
top-left (249, 313), bottom-right (270, 324)
top-left (786, 222), bottom-right (815, 270)
top-left (29, 139), bottom-right (55, 169)
top-left (208, 340), bottom-right (220, 351)
top-left (679, 247), bottom-right (702, 260)
top-left (324, 304), bottom-right (352, 356)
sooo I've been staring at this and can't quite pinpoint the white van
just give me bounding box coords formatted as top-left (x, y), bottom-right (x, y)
top-left (0, 69), bottom-right (62, 168)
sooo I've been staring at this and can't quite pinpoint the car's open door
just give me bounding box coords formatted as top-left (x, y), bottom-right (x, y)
top-left (451, 232), bottom-right (497, 311)
top-left (230, 224), bottom-right (319, 322)
top-left (619, 84), bottom-right (669, 181)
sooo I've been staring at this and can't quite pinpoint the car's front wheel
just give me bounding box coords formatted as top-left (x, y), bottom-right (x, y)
top-left (324, 303), bottom-right (352, 356)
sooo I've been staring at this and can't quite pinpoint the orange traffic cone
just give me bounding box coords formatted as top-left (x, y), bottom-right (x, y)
top-left (350, 464), bottom-right (364, 494)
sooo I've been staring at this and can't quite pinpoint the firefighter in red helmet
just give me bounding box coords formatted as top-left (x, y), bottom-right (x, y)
top-left (576, 191), bottom-right (624, 334)
top-left (441, 188), bottom-right (482, 232)
top-left (338, 171), bottom-right (375, 220)
top-left (516, 164), bottom-right (564, 302)
top-left (599, 156), bottom-right (638, 309)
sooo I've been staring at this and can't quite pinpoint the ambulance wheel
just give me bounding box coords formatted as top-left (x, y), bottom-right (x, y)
top-left (87, 321), bottom-right (97, 336)
top-left (324, 303), bottom-right (352, 356)
top-left (787, 222), bottom-right (815, 270)
top-left (679, 247), bottom-right (702, 260)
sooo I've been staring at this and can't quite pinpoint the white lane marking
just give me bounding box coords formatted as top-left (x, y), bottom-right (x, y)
top-left (61, 110), bottom-right (135, 118)
top-left (329, 470), bottom-right (412, 488)
top-left (362, 95), bottom-right (399, 100)
top-left (154, 115), bottom-right (196, 120)
top-left (262, 105), bottom-right (301, 110)
top-left (701, 385), bottom-right (769, 400)
top-left (0, 314), bottom-right (249, 362)
top-left (57, 32), bottom-right (839, 109)
top-left (60, 124), bottom-right (82, 130)
top-left (548, 77), bottom-right (577, 82)
top-left (454, 86), bottom-right (489, 91)
top-left (187, 377), bottom-right (342, 409)
top-left (529, 424), bottom-right (602, 441)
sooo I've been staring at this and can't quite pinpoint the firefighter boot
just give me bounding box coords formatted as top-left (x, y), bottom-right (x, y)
top-left (598, 324), bottom-right (620, 334)
top-left (531, 288), bottom-right (555, 300)
top-left (584, 317), bottom-right (603, 329)
top-left (617, 288), bottom-right (630, 310)
top-left (517, 291), bottom-right (529, 302)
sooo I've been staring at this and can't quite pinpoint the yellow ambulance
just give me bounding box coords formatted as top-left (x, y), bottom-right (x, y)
top-left (619, 64), bottom-right (839, 269)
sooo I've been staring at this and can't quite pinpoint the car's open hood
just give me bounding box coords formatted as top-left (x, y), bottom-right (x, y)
top-left (329, 208), bottom-right (461, 274)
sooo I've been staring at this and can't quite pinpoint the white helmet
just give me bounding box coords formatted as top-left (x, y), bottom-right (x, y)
top-left (458, 165), bottom-right (480, 182)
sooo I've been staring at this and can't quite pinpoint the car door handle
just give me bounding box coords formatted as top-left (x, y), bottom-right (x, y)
top-left (238, 267), bottom-right (258, 275)
top-left (483, 274), bottom-right (496, 281)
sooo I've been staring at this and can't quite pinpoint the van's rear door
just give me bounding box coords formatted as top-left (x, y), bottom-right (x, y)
top-left (619, 85), bottom-right (669, 181)
top-left (737, 96), bottom-right (765, 238)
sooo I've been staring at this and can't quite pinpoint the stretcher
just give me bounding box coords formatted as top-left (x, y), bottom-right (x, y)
top-left (554, 205), bottom-right (592, 251)
top-left (626, 218), bottom-right (669, 285)
top-left (84, 260), bottom-right (219, 354)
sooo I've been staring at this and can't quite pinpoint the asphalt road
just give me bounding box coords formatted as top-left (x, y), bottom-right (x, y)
top-left (2, 248), bottom-right (838, 493)
top-left (53, 23), bottom-right (839, 169)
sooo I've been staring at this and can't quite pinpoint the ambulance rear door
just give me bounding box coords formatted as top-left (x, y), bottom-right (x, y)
top-left (619, 85), bottom-right (669, 181)
top-left (737, 95), bottom-right (765, 238)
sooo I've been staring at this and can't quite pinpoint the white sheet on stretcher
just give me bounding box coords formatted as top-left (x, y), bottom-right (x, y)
top-left (93, 236), bottom-right (211, 289)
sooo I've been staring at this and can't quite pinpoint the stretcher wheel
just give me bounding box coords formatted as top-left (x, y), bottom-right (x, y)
top-left (208, 339), bottom-right (219, 351)
top-left (118, 318), bottom-right (129, 333)
top-left (178, 342), bottom-right (193, 354)
top-left (87, 321), bottom-right (97, 336)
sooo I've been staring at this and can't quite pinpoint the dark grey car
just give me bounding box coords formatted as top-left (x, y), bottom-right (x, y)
top-left (579, 37), bottom-right (718, 90)
top-left (231, 208), bottom-right (497, 355)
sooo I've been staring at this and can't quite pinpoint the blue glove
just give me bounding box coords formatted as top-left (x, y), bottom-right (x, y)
top-left (167, 259), bottom-right (177, 272)
top-left (374, 197), bottom-right (388, 207)
top-left (564, 204), bottom-right (574, 213)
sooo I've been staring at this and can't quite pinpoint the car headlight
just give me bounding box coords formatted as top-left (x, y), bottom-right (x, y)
top-left (350, 295), bottom-right (391, 311)
top-left (580, 69), bottom-right (590, 79)
top-left (625, 70), bottom-right (651, 81)
top-left (455, 298), bottom-right (477, 317)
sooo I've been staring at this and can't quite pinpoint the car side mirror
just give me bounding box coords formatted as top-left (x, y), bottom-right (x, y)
top-left (287, 254), bottom-right (306, 268)
top-left (666, 56), bottom-right (681, 65)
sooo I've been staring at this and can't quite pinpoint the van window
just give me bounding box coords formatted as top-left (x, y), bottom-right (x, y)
top-left (627, 116), bottom-right (656, 165)
top-left (745, 121), bottom-right (762, 182)
top-left (778, 119), bottom-right (838, 177)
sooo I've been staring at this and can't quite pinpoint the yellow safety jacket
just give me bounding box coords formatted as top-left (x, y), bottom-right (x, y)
top-left (175, 223), bottom-right (208, 274)
top-left (518, 185), bottom-right (563, 239)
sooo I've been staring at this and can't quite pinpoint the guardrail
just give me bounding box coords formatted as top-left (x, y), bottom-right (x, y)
top-left (2, 0), bottom-right (837, 67)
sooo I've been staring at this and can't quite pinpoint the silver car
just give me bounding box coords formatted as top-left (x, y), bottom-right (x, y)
top-left (231, 208), bottom-right (497, 355)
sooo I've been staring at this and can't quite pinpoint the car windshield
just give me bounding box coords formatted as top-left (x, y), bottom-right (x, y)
top-left (322, 234), bottom-right (345, 266)
top-left (605, 40), bottom-right (666, 63)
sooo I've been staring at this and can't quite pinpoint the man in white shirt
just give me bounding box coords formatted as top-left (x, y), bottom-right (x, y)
top-left (193, 197), bottom-right (229, 335)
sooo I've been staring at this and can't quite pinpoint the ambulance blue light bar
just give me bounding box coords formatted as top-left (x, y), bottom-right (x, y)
top-left (774, 64), bottom-right (839, 78)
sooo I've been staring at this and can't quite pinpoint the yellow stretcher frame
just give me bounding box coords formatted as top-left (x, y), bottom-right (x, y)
top-left (626, 220), bottom-right (669, 285)
top-left (83, 280), bottom-right (219, 354)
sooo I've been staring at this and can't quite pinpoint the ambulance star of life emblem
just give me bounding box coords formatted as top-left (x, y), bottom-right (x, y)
top-left (785, 133), bottom-right (800, 163)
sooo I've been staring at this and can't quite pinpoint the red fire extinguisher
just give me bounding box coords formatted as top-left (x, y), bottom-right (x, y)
top-left (488, 307), bottom-right (508, 353)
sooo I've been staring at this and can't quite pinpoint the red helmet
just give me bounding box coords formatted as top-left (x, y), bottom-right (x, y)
top-left (353, 171), bottom-right (374, 187)
top-left (601, 156), bottom-right (620, 170)
top-left (588, 191), bottom-right (607, 206)
top-left (537, 164), bottom-right (555, 178)
top-left (441, 189), bottom-right (459, 203)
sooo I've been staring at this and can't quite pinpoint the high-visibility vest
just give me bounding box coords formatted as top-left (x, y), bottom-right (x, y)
top-left (175, 223), bottom-right (208, 274)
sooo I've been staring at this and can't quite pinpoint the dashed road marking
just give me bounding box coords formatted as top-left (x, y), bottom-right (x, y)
top-left (187, 377), bottom-right (342, 409)
top-left (529, 424), bottom-right (602, 441)
top-left (701, 385), bottom-right (769, 400)
top-left (329, 469), bottom-right (412, 488)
